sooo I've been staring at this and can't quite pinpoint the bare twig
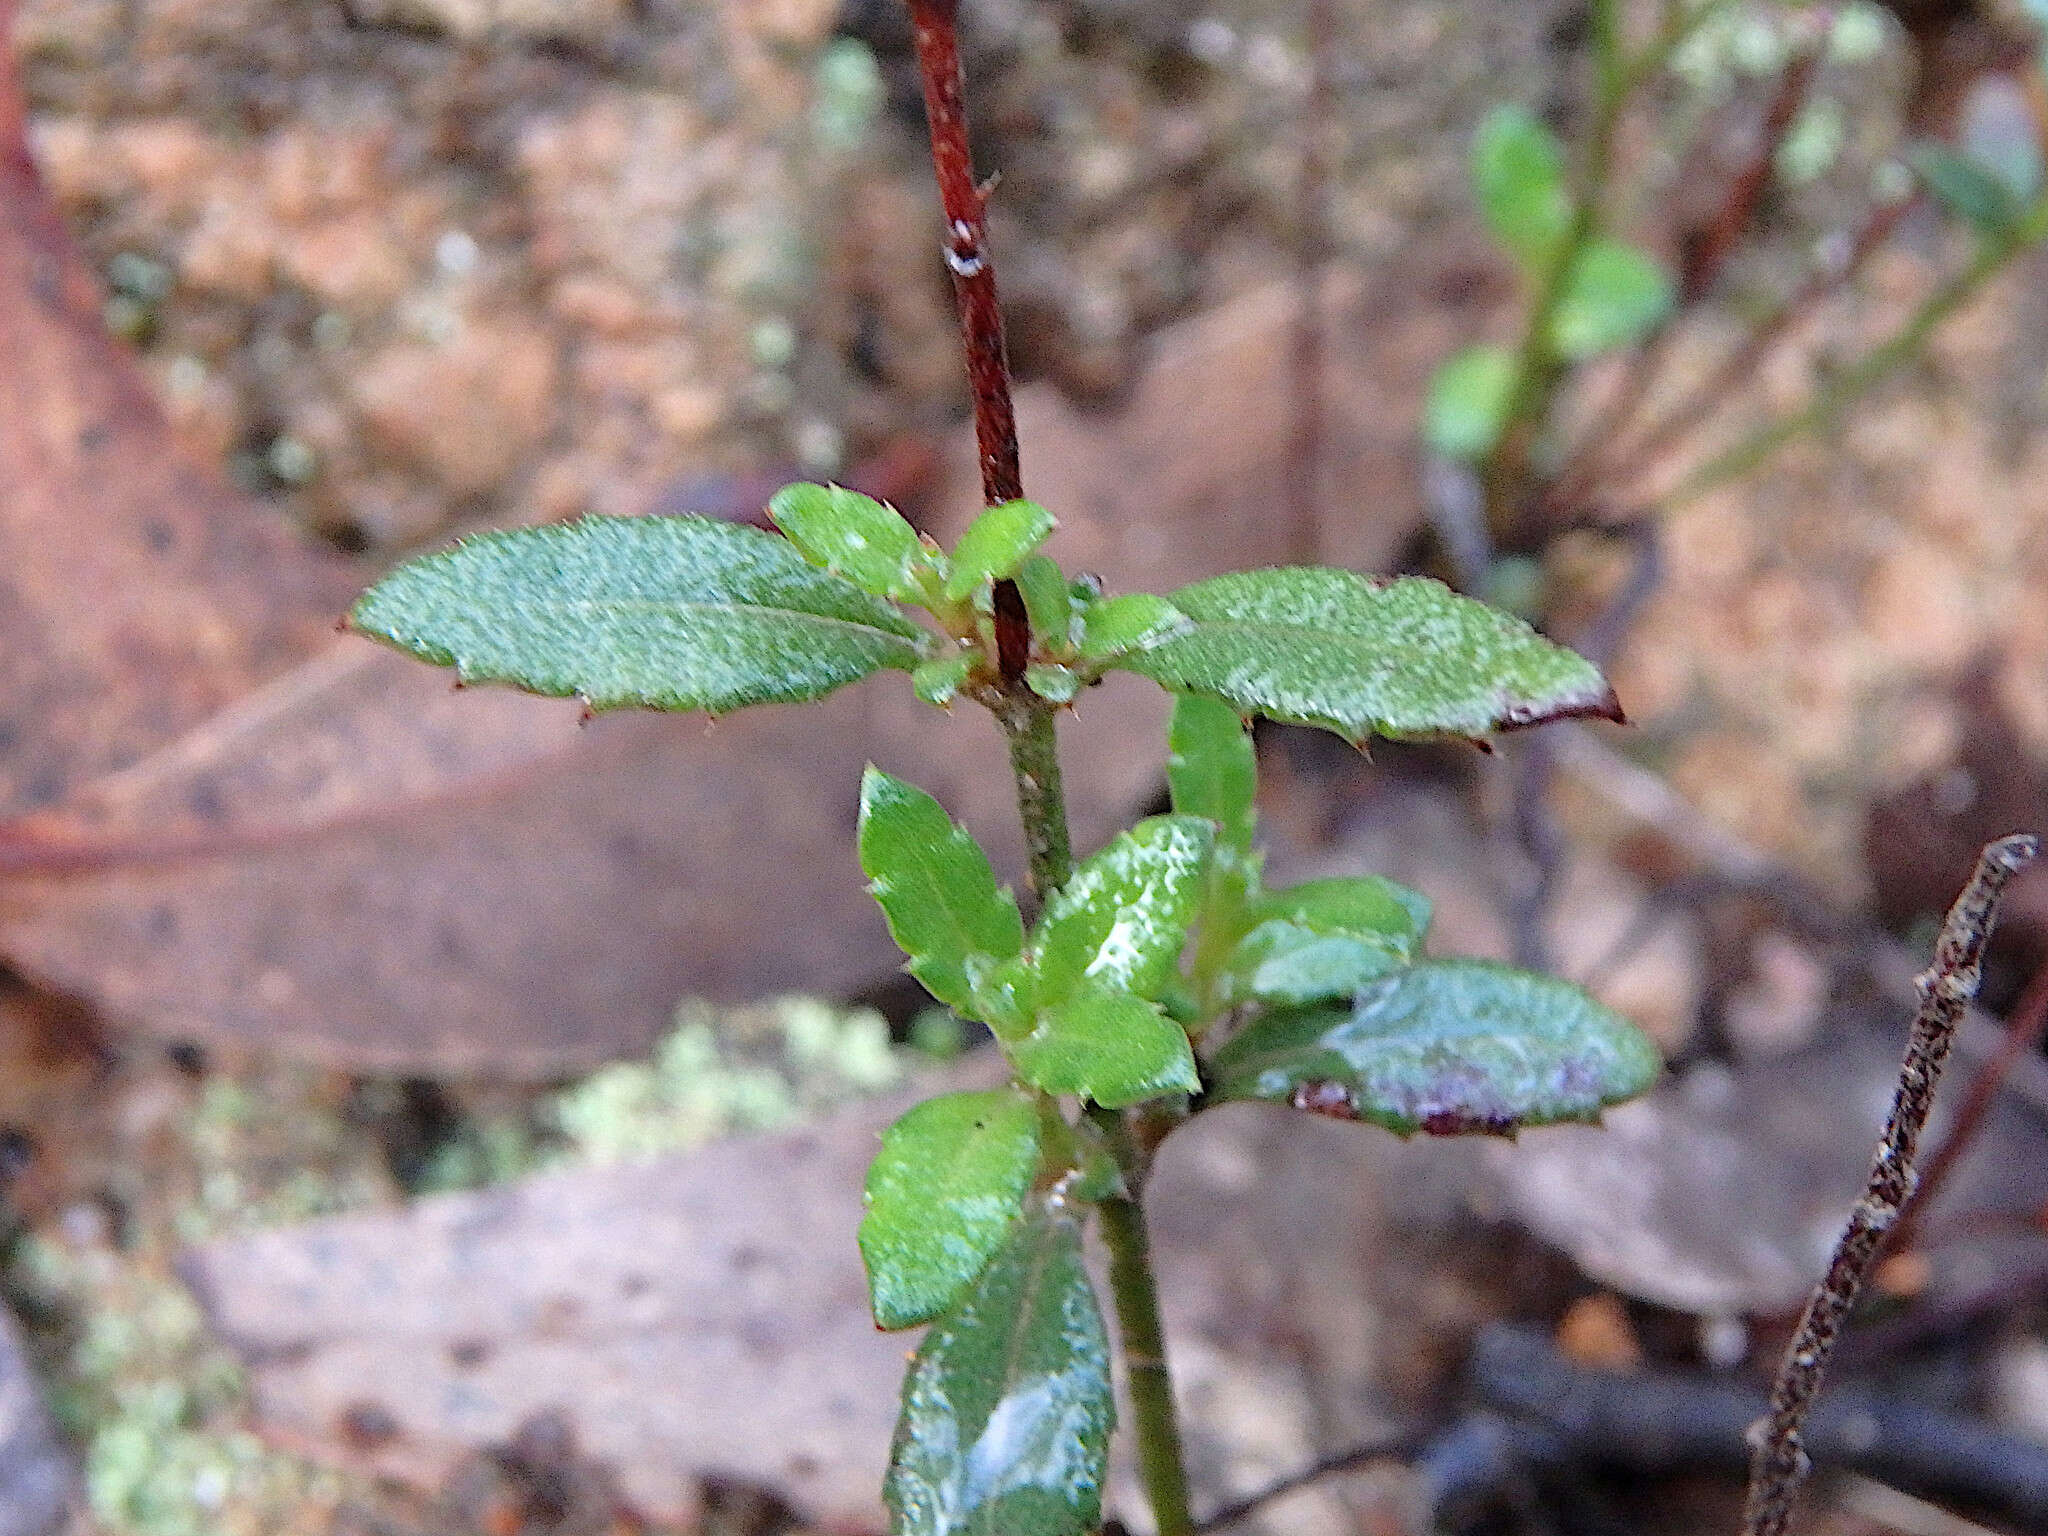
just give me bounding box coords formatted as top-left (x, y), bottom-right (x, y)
top-left (1740, 833), bottom-right (2040, 1536)
top-left (1192, 1426), bottom-right (1430, 1534)
top-left (1886, 959), bottom-right (2048, 1257)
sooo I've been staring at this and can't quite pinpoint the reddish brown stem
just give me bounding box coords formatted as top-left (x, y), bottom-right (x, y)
top-left (907, 0), bottom-right (1022, 511)
top-left (1680, 30), bottom-right (1825, 303)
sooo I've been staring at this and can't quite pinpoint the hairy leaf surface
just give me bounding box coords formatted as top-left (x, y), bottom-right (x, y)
top-left (351, 516), bottom-right (925, 712)
top-left (1119, 569), bottom-right (1619, 742)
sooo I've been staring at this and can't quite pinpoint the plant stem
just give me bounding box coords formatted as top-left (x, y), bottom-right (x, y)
top-left (1740, 834), bottom-right (2038, 1536)
top-left (1100, 1187), bottom-right (1197, 1536)
top-left (991, 692), bottom-right (1073, 900)
top-left (1480, 0), bottom-right (1627, 539)
top-left (904, 8), bottom-right (1198, 1532)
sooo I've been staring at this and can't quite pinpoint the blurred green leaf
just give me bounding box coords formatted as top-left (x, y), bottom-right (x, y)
top-left (1910, 142), bottom-right (2028, 236)
top-left (886, 1204), bottom-right (1113, 1536)
top-left (860, 768), bottom-right (1025, 1018)
top-left (1473, 105), bottom-right (1573, 270)
top-left (350, 515), bottom-right (924, 712)
top-left (1075, 594), bottom-right (1191, 663)
top-left (1033, 816), bottom-right (1215, 1004)
top-left (1117, 569), bottom-right (1620, 743)
top-left (1010, 984), bottom-right (1200, 1107)
top-left (1549, 239), bottom-right (1673, 360)
top-left (1424, 344), bottom-right (1515, 461)
top-left (768, 482), bottom-right (931, 600)
top-left (860, 1090), bottom-right (1043, 1330)
top-left (1220, 921), bottom-right (1403, 1008)
top-left (945, 500), bottom-right (1057, 602)
top-left (1210, 958), bottom-right (1660, 1134)
top-left (1252, 876), bottom-right (1430, 953)
top-left (1167, 694), bottom-right (1257, 855)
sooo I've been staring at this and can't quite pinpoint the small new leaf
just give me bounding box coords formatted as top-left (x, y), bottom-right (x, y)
top-left (860, 1090), bottom-right (1043, 1330)
top-left (945, 500), bottom-right (1057, 602)
top-left (860, 768), bottom-right (1025, 1018)
top-left (1210, 958), bottom-right (1660, 1135)
top-left (1167, 694), bottom-right (1256, 854)
top-left (1221, 921), bottom-right (1403, 1008)
top-left (1075, 594), bottom-right (1191, 664)
top-left (886, 1204), bottom-right (1114, 1536)
top-left (1549, 240), bottom-right (1673, 360)
top-left (1015, 555), bottom-right (1074, 654)
top-left (1010, 985), bottom-right (1200, 1108)
top-left (1033, 816), bottom-right (1215, 1004)
top-left (1117, 568), bottom-right (1620, 742)
top-left (1474, 104), bottom-right (1572, 271)
top-left (768, 483), bottom-right (930, 599)
top-left (1252, 876), bottom-right (1431, 954)
top-left (1424, 344), bottom-right (1515, 461)
top-left (351, 515), bottom-right (925, 712)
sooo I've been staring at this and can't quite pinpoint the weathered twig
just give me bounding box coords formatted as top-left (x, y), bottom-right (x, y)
top-left (1886, 959), bottom-right (2048, 1259)
top-left (1740, 833), bottom-right (2039, 1536)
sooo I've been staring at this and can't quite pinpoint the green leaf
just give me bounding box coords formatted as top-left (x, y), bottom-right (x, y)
top-left (886, 1204), bottom-right (1113, 1536)
top-left (860, 1090), bottom-right (1043, 1330)
top-left (1473, 105), bottom-right (1572, 270)
top-left (914, 653), bottom-right (976, 707)
top-left (1424, 344), bottom-right (1515, 461)
top-left (1033, 816), bottom-right (1215, 1004)
top-left (1209, 958), bottom-right (1661, 1135)
top-left (1167, 693), bottom-right (1257, 854)
top-left (767, 482), bottom-right (930, 599)
top-left (1549, 240), bottom-right (1673, 360)
top-left (1015, 555), bottom-right (1074, 653)
top-left (351, 515), bottom-right (925, 712)
top-left (1909, 142), bottom-right (2027, 236)
top-left (1075, 594), bottom-right (1191, 663)
top-left (945, 500), bottom-right (1057, 602)
top-left (1117, 568), bottom-right (1621, 743)
top-left (1220, 921), bottom-right (1404, 1007)
top-left (1009, 985), bottom-right (1200, 1107)
top-left (860, 768), bottom-right (1025, 1017)
top-left (1252, 875), bottom-right (1431, 954)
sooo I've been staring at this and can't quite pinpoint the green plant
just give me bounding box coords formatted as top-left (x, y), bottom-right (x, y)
top-left (1425, 0), bottom-right (2048, 561)
top-left (346, 5), bottom-right (1662, 1533)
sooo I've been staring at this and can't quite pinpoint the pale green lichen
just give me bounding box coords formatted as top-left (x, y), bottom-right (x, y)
top-left (7, 994), bottom-right (913, 1536)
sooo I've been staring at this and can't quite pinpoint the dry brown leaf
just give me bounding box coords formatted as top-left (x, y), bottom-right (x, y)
top-left (185, 1080), bottom-right (1442, 1531)
top-left (0, 32), bottom-right (1441, 1069)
